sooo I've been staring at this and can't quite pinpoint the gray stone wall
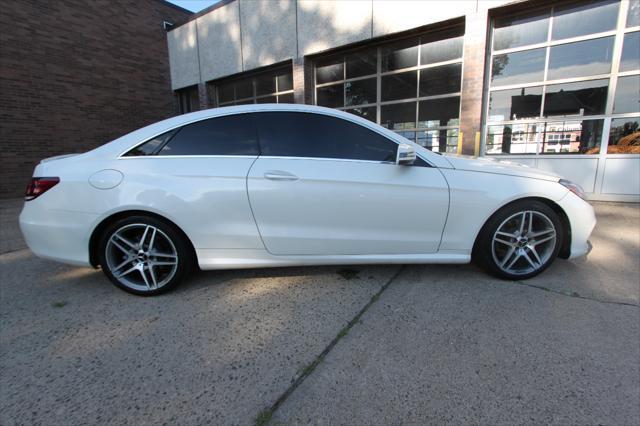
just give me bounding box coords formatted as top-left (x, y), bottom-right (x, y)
top-left (167, 0), bottom-right (517, 90)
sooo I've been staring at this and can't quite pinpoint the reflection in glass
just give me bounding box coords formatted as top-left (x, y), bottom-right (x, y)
top-left (234, 98), bottom-right (254, 105)
top-left (552, 0), bottom-right (619, 40)
top-left (543, 79), bottom-right (608, 117)
top-left (608, 117), bottom-right (640, 154)
top-left (345, 106), bottom-right (377, 123)
top-left (547, 37), bottom-right (614, 80)
top-left (493, 9), bottom-right (550, 50)
top-left (255, 72), bottom-right (276, 96)
top-left (486, 123), bottom-right (542, 154)
top-left (541, 120), bottom-right (603, 154)
top-left (277, 93), bottom-right (294, 104)
top-left (489, 86), bottom-right (543, 121)
top-left (316, 84), bottom-right (343, 108)
top-left (419, 63), bottom-right (461, 96)
top-left (397, 131), bottom-right (416, 143)
top-left (345, 78), bottom-right (376, 107)
top-left (345, 49), bottom-right (377, 79)
top-left (417, 129), bottom-right (458, 153)
top-left (316, 56), bottom-right (343, 84)
top-left (613, 76), bottom-right (640, 114)
top-left (218, 83), bottom-right (235, 104)
top-left (381, 71), bottom-right (418, 101)
top-left (256, 95), bottom-right (277, 104)
top-left (235, 80), bottom-right (253, 100)
top-left (381, 39), bottom-right (419, 72)
top-left (491, 48), bottom-right (546, 86)
top-left (418, 97), bottom-right (460, 128)
top-left (628, 0), bottom-right (640, 27)
top-left (277, 72), bottom-right (293, 92)
top-left (381, 102), bottom-right (416, 130)
top-left (420, 35), bottom-right (463, 64)
top-left (620, 32), bottom-right (640, 72)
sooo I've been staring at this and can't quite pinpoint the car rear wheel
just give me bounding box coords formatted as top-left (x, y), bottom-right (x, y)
top-left (474, 200), bottom-right (563, 280)
top-left (98, 216), bottom-right (192, 295)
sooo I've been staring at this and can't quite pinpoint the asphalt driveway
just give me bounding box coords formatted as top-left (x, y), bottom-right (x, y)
top-left (1, 200), bottom-right (638, 425)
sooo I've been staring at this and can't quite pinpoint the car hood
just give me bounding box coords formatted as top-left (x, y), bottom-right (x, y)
top-left (443, 155), bottom-right (561, 182)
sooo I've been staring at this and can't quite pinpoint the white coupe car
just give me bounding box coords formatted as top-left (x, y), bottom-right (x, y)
top-left (20, 104), bottom-right (595, 295)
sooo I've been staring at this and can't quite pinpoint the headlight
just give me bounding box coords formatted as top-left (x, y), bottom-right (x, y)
top-left (559, 179), bottom-right (586, 199)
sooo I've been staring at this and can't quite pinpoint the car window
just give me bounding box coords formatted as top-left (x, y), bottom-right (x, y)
top-left (254, 112), bottom-right (398, 162)
top-left (124, 129), bottom-right (178, 156)
top-left (157, 114), bottom-right (259, 156)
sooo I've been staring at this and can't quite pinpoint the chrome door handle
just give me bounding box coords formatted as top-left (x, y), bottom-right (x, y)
top-left (263, 171), bottom-right (299, 181)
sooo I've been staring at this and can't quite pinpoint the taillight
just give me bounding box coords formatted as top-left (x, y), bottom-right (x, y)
top-left (25, 177), bottom-right (60, 201)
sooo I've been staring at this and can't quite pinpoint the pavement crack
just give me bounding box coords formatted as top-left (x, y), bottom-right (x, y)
top-left (254, 266), bottom-right (405, 426)
top-left (511, 280), bottom-right (639, 308)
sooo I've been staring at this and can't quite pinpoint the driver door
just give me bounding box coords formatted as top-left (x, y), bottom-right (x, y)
top-left (246, 111), bottom-right (449, 256)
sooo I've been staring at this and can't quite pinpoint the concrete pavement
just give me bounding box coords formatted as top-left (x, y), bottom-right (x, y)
top-left (1, 200), bottom-right (638, 425)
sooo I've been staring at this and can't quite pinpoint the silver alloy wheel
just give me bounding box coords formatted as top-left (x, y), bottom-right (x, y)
top-left (491, 210), bottom-right (557, 276)
top-left (105, 223), bottom-right (179, 292)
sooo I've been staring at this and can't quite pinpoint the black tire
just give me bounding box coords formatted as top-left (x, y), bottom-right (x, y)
top-left (97, 215), bottom-right (193, 295)
top-left (474, 200), bottom-right (564, 280)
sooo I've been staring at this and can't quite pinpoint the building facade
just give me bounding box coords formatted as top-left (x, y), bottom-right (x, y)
top-left (167, 0), bottom-right (640, 202)
top-left (0, 0), bottom-right (191, 198)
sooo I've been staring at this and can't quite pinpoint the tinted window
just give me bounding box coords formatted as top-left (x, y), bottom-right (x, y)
top-left (420, 35), bottom-right (463, 64)
top-left (543, 79), bottom-right (608, 117)
top-left (381, 39), bottom-right (419, 72)
top-left (158, 114), bottom-right (259, 156)
top-left (547, 37), bottom-right (614, 80)
top-left (541, 119), bottom-right (603, 154)
top-left (316, 56), bottom-right (343, 84)
top-left (419, 63), bottom-right (462, 96)
top-left (345, 78), bottom-right (376, 106)
top-left (255, 112), bottom-right (398, 162)
top-left (609, 117), bottom-right (640, 154)
top-left (620, 32), bottom-right (640, 72)
top-left (613, 76), bottom-right (640, 114)
top-left (345, 106), bottom-right (377, 123)
top-left (493, 9), bottom-right (550, 50)
top-left (278, 93), bottom-right (294, 104)
top-left (317, 84), bottom-right (344, 108)
top-left (381, 102), bottom-right (416, 130)
top-left (491, 48), bottom-right (546, 85)
top-left (552, 0), bottom-right (619, 41)
top-left (345, 49), bottom-right (377, 79)
top-left (628, 0), bottom-right (640, 27)
top-left (277, 72), bottom-right (293, 92)
top-left (381, 71), bottom-right (417, 101)
top-left (489, 86), bottom-right (543, 121)
top-left (486, 123), bottom-right (542, 155)
top-left (124, 129), bottom-right (178, 156)
top-left (418, 97), bottom-right (460, 128)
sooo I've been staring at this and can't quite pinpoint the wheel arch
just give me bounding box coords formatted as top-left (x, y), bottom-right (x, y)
top-left (472, 196), bottom-right (571, 260)
top-left (88, 209), bottom-right (198, 268)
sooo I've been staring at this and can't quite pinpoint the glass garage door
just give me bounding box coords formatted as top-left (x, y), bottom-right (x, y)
top-left (313, 26), bottom-right (465, 154)
top-left (484, 0), bottom-right (639, 200)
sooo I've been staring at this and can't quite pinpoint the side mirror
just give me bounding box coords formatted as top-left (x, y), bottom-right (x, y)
top-left (396, 143), bottom-right (416, 165)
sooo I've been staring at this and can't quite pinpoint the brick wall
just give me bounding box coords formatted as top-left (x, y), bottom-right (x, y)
top-left (0, 0), bottom-right (190, 198)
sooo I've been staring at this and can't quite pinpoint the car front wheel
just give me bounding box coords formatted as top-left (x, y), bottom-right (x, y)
top-left (98, 216), bottom-right (192, 295)
top-left (475, 200), bottom-right (563, 280)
